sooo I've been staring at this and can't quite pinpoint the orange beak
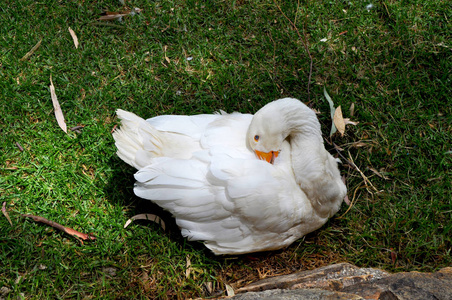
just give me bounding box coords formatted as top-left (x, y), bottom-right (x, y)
top-left (255, 150), bottom-right (279, 164)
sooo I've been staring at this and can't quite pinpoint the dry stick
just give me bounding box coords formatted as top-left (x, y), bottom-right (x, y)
top-left (21, 214), bottom-right (96, 241)
top-left (70, 125), bottom-right (85, 132)
top-left (330, 140), bottom-right (379, 217)
top-left (273, 0), bottom-right (313, 103)
top-left (347, 151), bottom-right (378, 193)
top-left (338, 185), bottom-right (364, 219)
top-left (15, 142), bottom-right (24, 152)
top-left (332, 142), bottom-right (378, 193)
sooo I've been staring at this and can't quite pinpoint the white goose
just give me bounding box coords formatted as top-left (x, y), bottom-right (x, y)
top-left (113, 98), bottom-right (346, 255)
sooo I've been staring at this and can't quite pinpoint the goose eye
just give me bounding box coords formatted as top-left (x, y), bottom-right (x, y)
top-left (254, 135), bottom-right (259, 142)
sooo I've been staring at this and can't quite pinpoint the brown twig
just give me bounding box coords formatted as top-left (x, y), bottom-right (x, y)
top-left (111, 124), bottom-right (118, 133)
top-left (332, 142), bottom-right (377, 191)
top-left (273, 0), bottom-right (313, 103)
top-left (21, 214), bottom-right (96, 241)
top-left (15, 142), bottom-right (24, 152)
top-left (70, 125), bottom-right (85, 132)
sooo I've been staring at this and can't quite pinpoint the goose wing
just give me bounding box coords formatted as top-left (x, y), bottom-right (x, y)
top-left (132, 116), bottom-right (309, 254)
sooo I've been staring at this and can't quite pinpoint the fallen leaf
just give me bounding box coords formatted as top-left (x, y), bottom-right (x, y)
top-left (98, 7), bottom-right (142, 21)
top-left (21, 214), bottom-right (95, 241)
top-left (323, 87), bottom-right (337, 136)
top-left (123, 213), bottom-right (166, 230)
top-left (163, 45), bottom-right (171, 64)
top-left (225, 284), bottom-right (235, 297)
top-left (349, 102), bottom-right (355, 116)
top-left (49, 76), bottom-right (67, 133)
top-left (390, 248), bottom-right (397, 264)
top-left (98, 13), bottom-right (129, 21)
top-left (333, 106), bottom-right (346, 136)
top-left (68, 27), bottom-right (79, 49)
top-left (204, 282), bottom-right (214, 294)
top-left (20, 39), bottom-right (42, 61)
top-left (2, 202), bottom-right (13, 226)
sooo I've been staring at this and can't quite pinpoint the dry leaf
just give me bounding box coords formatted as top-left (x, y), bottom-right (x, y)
top-left (349, 102), bottom-right (355, 116)
top-left (2, 202), bottom-right (13, 226)
top-left (20, 39), bottom-right (42, 61)
top-left (98, 7), bottom-right (142, 21)
top-left (333, 106), bottom-right (346, 136)
top-left (21, 214), bottom-right (96, 241)
top-left (49, 76), bottom-right (67, 133)
top-left (391, 248), bottom-right (397, 264)
top-left (68, 27), bottom-right (79, 49)
top-left (163, 46), bottom-right (171, 64)
top-left (204, 282), bottom-right (214, 294)
top-left (98, 13), bottom-right (129, 21)
top-left (123, 213), bottom-right (166, 230)
top-left (225, 284), bottom-right (235, 297)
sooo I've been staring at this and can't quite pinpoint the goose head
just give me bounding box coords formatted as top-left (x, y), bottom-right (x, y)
top-left (247, 99), bottom-right (295, 163)
top-left (247, 98), bottom-right (321, 164)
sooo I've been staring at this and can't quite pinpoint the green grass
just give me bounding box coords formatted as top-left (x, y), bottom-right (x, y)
top-left (1, 0), bottom-right (451, 298)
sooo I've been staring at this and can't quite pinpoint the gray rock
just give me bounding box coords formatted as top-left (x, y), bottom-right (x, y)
top-left (232, 264), bottom-right (452, 300)
top-left (342, 267), bottom-right (452, 300)
top-left (231, 288), bottom-right (363, 300)
top-left (237, 263), bottom-right (389, 293)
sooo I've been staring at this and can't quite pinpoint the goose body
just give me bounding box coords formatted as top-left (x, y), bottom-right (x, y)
top-left (113, 98), bottom-right (346, 255)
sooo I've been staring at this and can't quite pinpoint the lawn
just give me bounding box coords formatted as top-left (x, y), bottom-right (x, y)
top-left (1, 0), bottom-right (451, 298)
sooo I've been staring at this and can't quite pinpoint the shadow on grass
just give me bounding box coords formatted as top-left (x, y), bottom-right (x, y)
top-left (103, 155), bottom-right (216, 256)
